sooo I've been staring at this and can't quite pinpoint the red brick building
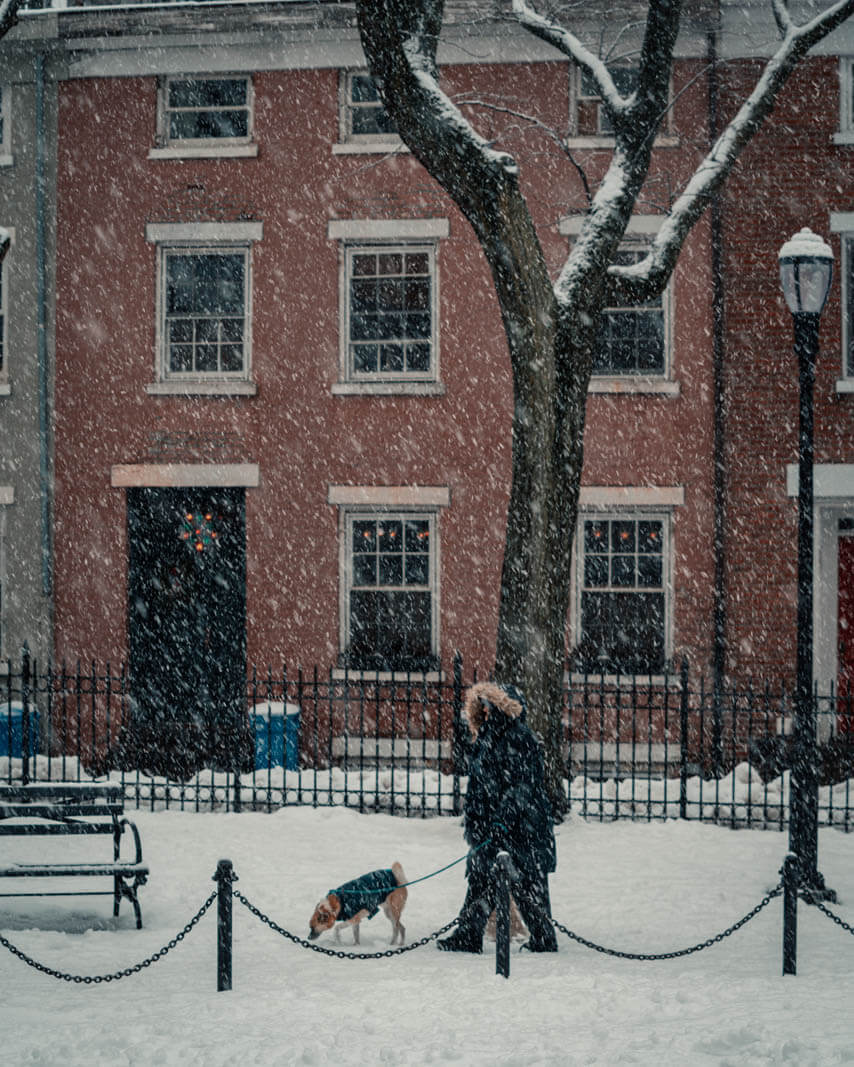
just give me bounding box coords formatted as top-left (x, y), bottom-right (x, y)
top-left (4, 1), bottom-right (854, 756)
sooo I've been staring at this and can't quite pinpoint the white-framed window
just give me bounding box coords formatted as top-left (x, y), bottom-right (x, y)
top-left (339, 70), bottom-right (398, 147)
top-left (835, 59), bottom-right (854, 145)
top-left (572, 510), bottom-right (672, 676)
top-left (559, 216), bottom-right (673, 389)
top-left (328, 219), bottom-right (448, 395)
top-left (329, 486), bottom-right (448, 675)
top-left (0, 85), bottom-right (12, 166)
top-left (0, 487), bottom-right (10, 661)
top-left (569, 64), bottom-right (674, 146)
top-left (145, 222), bottom-right (262, 396)
top-left (830, 215), bottom-right (854, 390)
top-left (151, 75), bottom-right (256, 159)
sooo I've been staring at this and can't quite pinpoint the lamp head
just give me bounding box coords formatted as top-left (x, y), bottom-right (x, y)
top-left (778, 227), bottom-right (833, 315)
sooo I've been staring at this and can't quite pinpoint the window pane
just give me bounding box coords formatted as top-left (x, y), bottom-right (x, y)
top-left (352, 344), bottom-right (378, 373)
top-left (352, 520), bottom-right (376, 553)
top-left (584, 555), bottom-right (608, 587)
top-left (347, 247), bottom-right (433, 378)
top-left (611, 521), bottom-right (635, 553)
top-left (579, 591), bottom-right (665, 674)
top-left (405, 521), bottom-right (429, 553)
top-left (352, 554), bottom-right (376, 587)
top-left (350, 74), bottom-right (381, 103)
top-left (349, 590), bottom-right (431, 671)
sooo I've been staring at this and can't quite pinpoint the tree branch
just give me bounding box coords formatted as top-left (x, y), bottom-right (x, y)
top-left (607, 0), bottom-right (854, 302)
top-left (0, 0), bottom-right (21, 42)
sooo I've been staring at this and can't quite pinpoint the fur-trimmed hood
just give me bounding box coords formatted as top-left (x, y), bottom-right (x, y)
top-left (464, 681), bottom-right (526, 737)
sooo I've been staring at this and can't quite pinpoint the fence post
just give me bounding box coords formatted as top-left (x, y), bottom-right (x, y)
top-left (679, 658), bottom-right (689, 820)
top-left (782, 852), bottom-right (799, 976)
top-left (452, 651), bottom-right (464, 816)
top-left (21, 643), bottom-right (31, 786)
top-left (494, 851), bottom-right (511, 979)
top-left (214, 859), bottom-right (237, 991)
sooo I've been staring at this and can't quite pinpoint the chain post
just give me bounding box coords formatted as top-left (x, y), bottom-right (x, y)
top-left (782, 852), bottom-right (799, 976)
top-left (21, 643), bottom-right (31, 786)
top-left (495, 851), bottom-right (511, 979)
top-left (679, 657), bottom-right (689, 820)
top-left (214, 859), bottom-right (237, 991)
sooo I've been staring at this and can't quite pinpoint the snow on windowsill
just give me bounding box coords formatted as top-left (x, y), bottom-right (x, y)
top-left (145, 381), bottom-right (257, 397)
top-left (331, 141), bottom-right (410, 156)
top-left (148, 144), bottom-right (259, 161)
top-left (589, 377), bottom-right (680, 396)
top-left (331, 381), bottom-right (445, 397)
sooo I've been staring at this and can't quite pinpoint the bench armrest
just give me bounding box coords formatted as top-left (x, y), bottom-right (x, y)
top-left (119, 817), bottom-right (144, 865)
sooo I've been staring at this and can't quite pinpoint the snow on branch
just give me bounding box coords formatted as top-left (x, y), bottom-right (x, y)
top-left (0, 226), bottom-right (10, 263)
top-left (604, 0), bottom-right (854, 300)
top-left (0, 0), bottom-right (21, 41)
top-left (511, 0), bottom-right (628, 117)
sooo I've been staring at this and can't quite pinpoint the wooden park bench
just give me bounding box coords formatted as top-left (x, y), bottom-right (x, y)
top-left (0, 782), bottom-right (149, 928)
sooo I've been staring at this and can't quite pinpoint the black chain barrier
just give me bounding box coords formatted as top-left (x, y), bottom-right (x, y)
top-left (0, 891), bottom-right (216, 984)
top-left (810, 898), bottom-right (854, 937)
top-left (233, 888), bottom-right (461, 959)
top-left (551, 881), bottom-right (784, 961)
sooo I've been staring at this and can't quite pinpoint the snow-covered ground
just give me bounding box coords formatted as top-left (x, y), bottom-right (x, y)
top-left (2, 807), bottom-right (854, 1065)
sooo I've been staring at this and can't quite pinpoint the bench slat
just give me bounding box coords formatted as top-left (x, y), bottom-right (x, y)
top-left (0, 822), bottom-right (116, 836)
top-left (0, 863), bottom-right (148, 877)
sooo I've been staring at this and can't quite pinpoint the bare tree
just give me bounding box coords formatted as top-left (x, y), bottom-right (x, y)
top-left (354, 0), bottom-right (854, 808)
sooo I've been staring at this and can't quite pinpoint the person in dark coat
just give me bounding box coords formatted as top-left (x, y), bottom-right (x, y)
top-left (438, 681), bottom-right (558, 953)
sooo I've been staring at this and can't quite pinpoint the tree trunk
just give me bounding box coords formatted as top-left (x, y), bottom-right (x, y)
top-left (493, 306), bottom-right (598, 814)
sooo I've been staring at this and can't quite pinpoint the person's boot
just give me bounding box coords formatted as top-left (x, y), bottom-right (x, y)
top-left (437, 927), bottom-right (483, 953)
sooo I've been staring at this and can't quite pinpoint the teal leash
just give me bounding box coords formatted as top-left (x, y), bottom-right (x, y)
top-left (334, 833), bottom-right (502, 894)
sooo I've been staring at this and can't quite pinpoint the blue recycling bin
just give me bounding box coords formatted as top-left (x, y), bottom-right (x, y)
top-left (251, 703), bottom-right (300, 770)
top-left (0, 702), bottom-right (40, 758)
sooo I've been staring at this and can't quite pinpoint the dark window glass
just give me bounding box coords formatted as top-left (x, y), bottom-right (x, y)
top-left (593, 248), bottom-right (665, 376)
top-left (166, 78), bottom-right (250, 143)
top-left (164, 252), bottom-right (246, 376)
top-left (576, 518), bottom-right (665, 674)
top-left (348, 74), bottom-right (397, 138)
top-left (349, 248), bottom-right (433, 378)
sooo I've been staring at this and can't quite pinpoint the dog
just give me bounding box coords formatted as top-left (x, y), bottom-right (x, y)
top-left (309, 862), bottom-right (407, 946)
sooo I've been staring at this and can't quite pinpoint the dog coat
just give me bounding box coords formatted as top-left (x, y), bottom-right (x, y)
top-left (330, 868), bottom-right (399, 922)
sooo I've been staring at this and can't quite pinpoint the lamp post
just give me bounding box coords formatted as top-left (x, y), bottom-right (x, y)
top-left (778, 227), bottom-right (835, 902)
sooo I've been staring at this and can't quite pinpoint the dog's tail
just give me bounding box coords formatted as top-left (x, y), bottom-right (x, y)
top-left (392, 861), bottom-right (407, 891)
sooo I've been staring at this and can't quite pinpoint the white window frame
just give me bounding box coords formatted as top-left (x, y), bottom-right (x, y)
top-left (834, 58), bottom-right (854, 145)
top-left (145, 221), bottom-right (262, 396)
top-left (570, 487), bottom-right (682, 682)
top-left (150, 74), bottom-right (257, 160)
top-left (333, 69), bottom-right (403, 155)
top-left (0, 85), bottom-right (12, 168)
top-left (830, 215), bottom-right (854, 392)
top-left (328, 218), bottom-right (448, 396)
top-left (558, 215), bottom-right (676, 394)
top-left (568, 64), bottom-right (676, 149)
top-left (0, 486), bottom-right (10, 662)
top-left (329, 486), bottom-right (448, 680)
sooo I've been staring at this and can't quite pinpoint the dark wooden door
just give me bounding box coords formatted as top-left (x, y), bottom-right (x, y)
top-left (126, 487), bottom-right (246, 777)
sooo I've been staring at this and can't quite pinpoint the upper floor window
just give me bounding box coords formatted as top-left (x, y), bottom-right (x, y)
top-left (594, 244), bottom-right (666, 376)
top-left (570, 64), bottom-right (673, 145)
top-left (328, 218), bottom-right (448, 395)
top-left (152, 76), bottom-right (256, 159)
top-left (145, 221), bottom-right (262, 395)
top-left (0, 86), bottom-right (11, 166)
top-left (572, 512), bottom-right (670, 676)
top-left (835, 59), bottom-right (854, 145)
top-left (337, 71), bottom-right (399, 151)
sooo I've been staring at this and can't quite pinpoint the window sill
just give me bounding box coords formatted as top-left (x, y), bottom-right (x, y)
top-left (0, 154), bottom-right (13, 168)
top-left (0, 382), bottom-right (9, 396)
top-left (832, 131), bottom-right (854, 146)
top-left (566, 135), bottom-right (679, 150)
top-left (331, 381), bottom-right (445, 397)
top-left (331, 141), bottom-right (409, 156)
top-left (567, 672), bottom-right (681, 689)
top-left (148, 144), bottom-right (259, 161)
top-left (836, 378), bottom-right (854, 394)
top-left (589, 377), bottom-right (679, 396)
top-left (331, 668), bottom-right (444, 683)
top-left (145, 381), bottom-right (257, 397)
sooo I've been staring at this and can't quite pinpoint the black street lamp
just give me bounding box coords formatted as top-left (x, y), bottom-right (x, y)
top-left (778, 227), bottom-right (835, 902)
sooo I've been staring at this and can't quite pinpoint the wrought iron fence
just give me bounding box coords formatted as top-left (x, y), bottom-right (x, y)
top-left (3, 648), bottom-right (854, 827)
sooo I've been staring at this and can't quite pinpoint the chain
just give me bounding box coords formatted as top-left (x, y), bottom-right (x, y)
top-left (551, 882), bottom-right (783, 961)
top-left (0, 891), bottom-right (216, 984)
top-left (810, 898), bottom-right (854, 936)
top-left (233, 888), bottom-right (458, 958)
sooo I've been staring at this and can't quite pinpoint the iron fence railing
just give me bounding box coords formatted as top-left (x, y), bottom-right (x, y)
top-left (2, 648), bottom-right (854, 827)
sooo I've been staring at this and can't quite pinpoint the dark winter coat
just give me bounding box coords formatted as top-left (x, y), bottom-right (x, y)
top-left (330, 868), bottom-right (399, 921)
top-left (462, 682), bottom-right (556, 876)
